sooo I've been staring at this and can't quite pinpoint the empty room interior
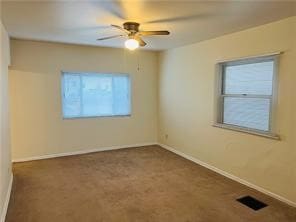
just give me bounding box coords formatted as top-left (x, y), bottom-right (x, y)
top-left (1, 1), bottom-right (296, 221)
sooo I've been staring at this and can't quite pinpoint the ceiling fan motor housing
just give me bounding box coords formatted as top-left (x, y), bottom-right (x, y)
top-left (123, 22), bottom-right (140, 33)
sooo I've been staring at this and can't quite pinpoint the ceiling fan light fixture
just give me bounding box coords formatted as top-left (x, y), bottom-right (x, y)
top-left (125, 38), bottom-right (139, 50)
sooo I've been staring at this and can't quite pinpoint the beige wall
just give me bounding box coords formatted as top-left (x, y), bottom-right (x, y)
top-left (158, 17), bottom-right (296, 203)
top-left (9, 40), bottom-right (158, 160)
top-left (0, 21), bottom-right (12, 220)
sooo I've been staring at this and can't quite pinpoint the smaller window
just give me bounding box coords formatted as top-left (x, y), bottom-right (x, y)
top-left (62, 72), bottom-right (131, 118)
top-left (215, 55), bottom-right (279, 139)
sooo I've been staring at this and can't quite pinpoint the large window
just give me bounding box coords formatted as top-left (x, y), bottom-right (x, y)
top-left (215, 55), bottom-right (279, 138)
top-left (62, 72), bottom-right (131, 118)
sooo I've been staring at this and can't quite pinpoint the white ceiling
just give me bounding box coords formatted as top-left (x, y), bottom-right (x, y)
top-left (1, 0), bottom-right (296, 51)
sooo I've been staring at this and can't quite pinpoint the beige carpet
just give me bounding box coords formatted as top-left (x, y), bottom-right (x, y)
top-left (6, 145), bottom-right (296, 222)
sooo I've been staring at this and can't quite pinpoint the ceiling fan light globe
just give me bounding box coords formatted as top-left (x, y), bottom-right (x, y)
top-left (125, 39), bottom-right (139, 50)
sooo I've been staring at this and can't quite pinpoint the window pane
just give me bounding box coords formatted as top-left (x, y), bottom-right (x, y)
top-left (62, 73), bottom-right (131, 118)
top-left (63, 74), bottom-right (81, 118)
top-left (224, 61), bottom-right (274, 95)
top-left (113, 76), bottom-right (130, 115)
top-left (223, 97), bottom-right (270, 131)
top-left (82, 75), bottom-right (113, 116)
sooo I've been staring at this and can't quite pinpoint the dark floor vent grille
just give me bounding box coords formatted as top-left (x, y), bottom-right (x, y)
top-left (236, 196), bottom-right (268, 211)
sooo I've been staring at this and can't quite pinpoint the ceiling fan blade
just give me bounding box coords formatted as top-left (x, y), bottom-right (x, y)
top-left (146, 13), bottom-right (214, 24)
top-left (68, 25), bottom-right (110, 33)
top-left (138, 31), bottom-right (170, 36)
top-left (135, 36), bottom-right (147, 47)
top-left (97, 34), bottom-right (124, 41)
top-left (98, 1), bottom-right (126, 20)
top-left (111, 24), bottom-right (130, 34)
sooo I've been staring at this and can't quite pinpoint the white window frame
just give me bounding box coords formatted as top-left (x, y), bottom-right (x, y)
top-left (61, 71), bottom-right (132, 119)
top-left (213, 54), bottom-right (280, 140)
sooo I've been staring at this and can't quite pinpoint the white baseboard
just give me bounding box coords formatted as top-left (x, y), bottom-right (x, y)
top-left (0, 174), bottom-right (13, 222)
top-left (158, 143), bottom-right (296, 208)
top-left (12, 142), bottom-right (157, 163)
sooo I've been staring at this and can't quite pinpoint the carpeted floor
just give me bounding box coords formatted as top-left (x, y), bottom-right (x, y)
top-left (6, 145), bottom-right (296, 222)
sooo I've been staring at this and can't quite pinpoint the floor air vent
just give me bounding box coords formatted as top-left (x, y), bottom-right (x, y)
top-left (236, 196), bottom-right (268, 211)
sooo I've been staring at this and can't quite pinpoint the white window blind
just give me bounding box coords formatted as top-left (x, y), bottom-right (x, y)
top-left (62, 72), bottom-right (131, 118)
top-left (223, 97), bottom-right (270, 131)
top-left (217, 55), bottom-right (278, 135)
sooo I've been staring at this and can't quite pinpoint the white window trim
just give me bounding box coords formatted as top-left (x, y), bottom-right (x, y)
top-left (61, 71), bottom-right (132, 119)
top-left (213, 53), bottom-right (281, 140)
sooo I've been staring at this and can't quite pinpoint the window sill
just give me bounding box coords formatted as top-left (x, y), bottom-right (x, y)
top-left (63, 114), bottom-right (131, 120)
top-left (212, 123), bottom-right (280, 140)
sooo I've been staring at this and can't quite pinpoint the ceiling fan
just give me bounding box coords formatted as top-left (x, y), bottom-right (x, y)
top-left (97, 22), bottom-right (170, 50)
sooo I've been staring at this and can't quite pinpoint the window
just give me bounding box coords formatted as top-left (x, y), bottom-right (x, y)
top-left (215, 55), bottom-right (279, 138)
top-left (62, 72), bottom-right (131, 118)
